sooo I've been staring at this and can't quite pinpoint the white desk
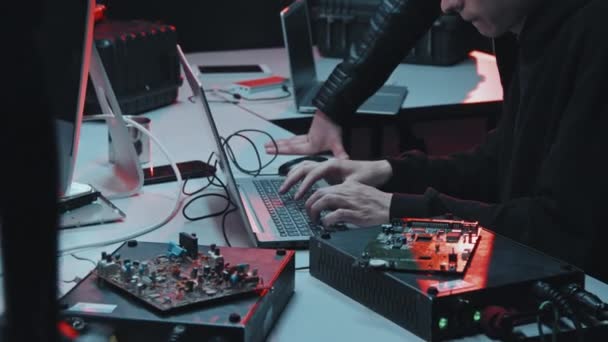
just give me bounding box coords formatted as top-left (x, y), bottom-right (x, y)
top-left (0, 57), bottom-right (605, 342)
top-left (186, 47), bottom-right (503, 122)
top-left (55, 78), bottom-right (424, 341)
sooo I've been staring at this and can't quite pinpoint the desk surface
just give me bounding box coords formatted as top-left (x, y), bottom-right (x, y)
top-left (0, 62), bottom-right (603, 342)
top-left (188, 47), bottom-right (503, 121)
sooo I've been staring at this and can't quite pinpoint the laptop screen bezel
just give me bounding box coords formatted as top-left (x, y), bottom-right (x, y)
top-left (176, 46), bottom-right (257, 241)
top-left (280, 0), bottom-right (318, 111)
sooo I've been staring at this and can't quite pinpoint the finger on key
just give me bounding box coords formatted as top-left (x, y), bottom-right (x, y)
top-left (266, 136), bottom-right (313, 155)
top-left (308, 192), bottom-right (346, 224)
top-left (322, 208), bottom-right (357, 227)
top-left (279, 162), bottom-right (313, 193)
top-left (305, 187), bottom-right (327, 223)
top-left (294, 162), bottom-right (334, 200)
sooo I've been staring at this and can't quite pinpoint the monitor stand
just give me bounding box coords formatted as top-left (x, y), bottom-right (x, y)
top-left (58, 181), bottom-right (126, 229)
top-left (83, 44), bottom-right (144, 198)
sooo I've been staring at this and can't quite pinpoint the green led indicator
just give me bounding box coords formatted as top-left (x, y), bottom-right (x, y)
top-left (438, 317), bottom-right (448, 330)
top-left (473, 310), bottom-right (482, 322)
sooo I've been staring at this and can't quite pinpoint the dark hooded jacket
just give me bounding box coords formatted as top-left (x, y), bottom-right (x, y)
top-left (313, 0), bottom-right (608, 281)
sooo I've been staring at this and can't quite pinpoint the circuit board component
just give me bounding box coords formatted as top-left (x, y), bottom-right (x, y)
top-left (95, 237), bottom-right (264, 312)
top-left (358, 218), bottom-right (481, 274)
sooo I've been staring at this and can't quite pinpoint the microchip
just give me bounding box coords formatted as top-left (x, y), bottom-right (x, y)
top-left (412, 228), bottom-right (427, 235)
top-left (364, 218), bottom-right (481, 274)
top-left (179, 232), bottom-right (199, 258)
top-left (446, 232), bottom-right (461, 243)
top-left (416, 233), bottom-right (433, 242)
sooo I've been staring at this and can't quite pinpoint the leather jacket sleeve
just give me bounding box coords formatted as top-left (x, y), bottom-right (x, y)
top-left (312, 0), bottom-right (441, 125)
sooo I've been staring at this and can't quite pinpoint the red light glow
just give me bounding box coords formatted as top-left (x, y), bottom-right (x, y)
top-left (415, 229), bottom-right (495, 296)
top-left (58, 321), bottom-right (79, 340)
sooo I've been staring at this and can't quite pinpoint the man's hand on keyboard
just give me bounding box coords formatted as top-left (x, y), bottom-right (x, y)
top-left (305, 179), bottom-right (392, 227)
top-left (279, 159), bottom-right (393, 200)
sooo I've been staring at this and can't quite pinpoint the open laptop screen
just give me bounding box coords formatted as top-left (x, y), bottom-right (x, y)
top-left (176, 45), bottom-right (250, 228)
top-left (38, 0), bottom-right (94, 196)
top-left (281, 0), bottom-right (318, 108)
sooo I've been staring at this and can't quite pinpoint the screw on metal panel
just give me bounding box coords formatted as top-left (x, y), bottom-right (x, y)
top-left (229, 312), bottom-right (241, 323)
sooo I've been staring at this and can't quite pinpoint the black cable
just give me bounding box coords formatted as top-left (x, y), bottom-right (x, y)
top-left (179, 126), bottom-right (280, 247)
top-left (181, 154), bottom-right (220, 196)
top-left (221, 206), bottom-right (238, 247)
top-left (180, 156), bottom-right (231, 226)
top-left (295, 266), bottom-right (310, 271)
top-left (180, 163), bottom-right (236, 247)
top-left (181, 162), bottom-right (232, 221)
top-left (188, 86), bottom-right (281, 178)
top-left (221, 134), bottom-right (261, 176)
top-left (221, 129), bottom-right (279, 177)
top-left (70, 253), bottom-right (97, 267)
top-left (537, 301), bottom-right (560, 342)
top-left (562, 283), bottom-right (608, 324)
top-left (181, 173), bottom-right (215, 197)
top-left (62, 276), bottom-right (82, 284)
top-left (533, 281), bottom-right (584, 342)
top-left (210, 175), bottom-right (237, 247)
top-left (181, 193), bottom-right (232, 221)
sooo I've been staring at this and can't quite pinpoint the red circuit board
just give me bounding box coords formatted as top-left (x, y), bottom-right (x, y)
top-left (95, 246), bottom-right (265, 312)
top-left (361, 218), bottom-right (481, 274)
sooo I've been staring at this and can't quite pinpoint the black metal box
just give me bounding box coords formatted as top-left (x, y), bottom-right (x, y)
top-left (85, 20), bottom-right (181, 115)
top-left (310, 0), bottom-right (488, 66)
top-left (309, 226), bottom-right (584, 341)
top-left (60, 242), bottom-right (295, 342)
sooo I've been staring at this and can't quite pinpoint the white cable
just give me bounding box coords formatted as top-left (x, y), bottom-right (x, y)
top-left (59, 114), bottom-right (184, 255)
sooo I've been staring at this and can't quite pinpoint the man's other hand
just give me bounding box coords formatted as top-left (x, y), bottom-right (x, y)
top-left (264, 110), bottom-right (349, 159)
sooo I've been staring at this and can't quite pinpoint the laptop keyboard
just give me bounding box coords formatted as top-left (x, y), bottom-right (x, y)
top-left (253, 178), bottom-right (319, 237)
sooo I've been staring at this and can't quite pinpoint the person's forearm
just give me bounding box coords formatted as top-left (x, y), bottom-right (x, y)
top-left (389, 187), bottom-right (594, 270)
top-left (381, 123), bottom-right (504, 203)
top-left (371, 160), bottom-right (393, 188)
top-left (313, 0), bottom-right (441, 125)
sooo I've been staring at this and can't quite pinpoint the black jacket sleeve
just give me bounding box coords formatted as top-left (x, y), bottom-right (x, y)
top-left (312, 0), bottom-right (441, 125)
top-left (382, 122), bottom-right (504, 202)
top-left (385, 14), bottom-right (608, 273)
top-left (389, 102), bottom-right (608, 273)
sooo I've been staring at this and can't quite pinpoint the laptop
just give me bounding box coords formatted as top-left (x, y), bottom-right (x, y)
top-left (280, 0), bottom-right (408, 114)
top-left (177, 45), bottom-right (337, 249)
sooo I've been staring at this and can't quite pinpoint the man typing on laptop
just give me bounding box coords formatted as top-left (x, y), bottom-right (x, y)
top-left (178, 45), bottom-right (340, 250)
top-left (272, 0), bottom-right (608, 285)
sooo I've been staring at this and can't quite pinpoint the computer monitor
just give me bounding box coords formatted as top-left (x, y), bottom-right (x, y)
top-left (1, 1), bottom-right (95, 340)
top-left (38, 0), bottom-right (95, 196)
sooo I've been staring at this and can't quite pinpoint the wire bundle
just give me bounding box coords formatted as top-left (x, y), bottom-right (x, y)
top-left (533, 281), bottom-right (584, 342)
top-left (180, 129), bottom-right (279, 247)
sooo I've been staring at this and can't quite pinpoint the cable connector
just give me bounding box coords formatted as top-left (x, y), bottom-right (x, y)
top-left (562, 283), bottom-right (608, 323)
top-left (167, 325), bottom-right (186, 342)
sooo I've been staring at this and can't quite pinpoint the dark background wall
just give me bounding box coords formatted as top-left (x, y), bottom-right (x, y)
top-left (102, 0), bottom-right (497, 159)
top-left (105, 0), bottom-right (296, 52)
